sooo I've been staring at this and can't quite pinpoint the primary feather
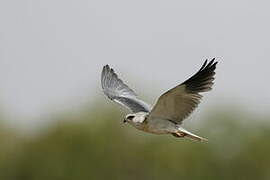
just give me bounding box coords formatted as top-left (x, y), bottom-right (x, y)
top-left (148, 59), bottom-right (217, 124)
top-left (101, 65), bottom-right (151, 113)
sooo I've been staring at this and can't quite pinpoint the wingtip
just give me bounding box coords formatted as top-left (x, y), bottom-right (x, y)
top-left (101, 64), bottom-right (111, 89)
top-left (204, 58), bottom-right (218, 70)
top-left (210, 58), bottom-right (218, 66)
top-left (103, 64), bottom-right (110, 69)
top-left (102, 64), bottom-right (115, 76)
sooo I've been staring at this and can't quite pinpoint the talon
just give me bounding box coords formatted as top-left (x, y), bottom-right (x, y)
top-left (172, 132), bottom-right (186, 137)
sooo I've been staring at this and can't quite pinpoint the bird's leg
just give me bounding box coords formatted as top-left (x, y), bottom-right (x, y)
top-left (172, 132), bottom-right (186, 138)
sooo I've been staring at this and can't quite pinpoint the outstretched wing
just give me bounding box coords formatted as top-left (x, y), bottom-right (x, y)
top-left (101, 65), bottom-right (151, 113)
top-left (148, 59), bottom-right (217, 124)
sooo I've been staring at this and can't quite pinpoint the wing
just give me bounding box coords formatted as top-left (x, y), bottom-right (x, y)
top-left (101, 65), bottom-right (151, 113)
top-left (148, 59), bottom-right (217, 124)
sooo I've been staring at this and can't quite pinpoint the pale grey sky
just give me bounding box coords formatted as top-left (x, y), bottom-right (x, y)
top-left (0, 0), bottom-right (270, 127)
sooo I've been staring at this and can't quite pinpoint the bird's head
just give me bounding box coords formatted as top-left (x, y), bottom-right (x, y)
top-left (123, 114), bottom-right (136, 123)
top-left (123, 112), bottom-right (148, 124)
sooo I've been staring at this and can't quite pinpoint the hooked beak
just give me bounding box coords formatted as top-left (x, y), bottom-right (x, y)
top-left (123, 118), bottom-right (127, 123)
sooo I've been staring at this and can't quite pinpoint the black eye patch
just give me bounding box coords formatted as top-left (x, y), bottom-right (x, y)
top-left (127, 115), bottom-right (135, 120)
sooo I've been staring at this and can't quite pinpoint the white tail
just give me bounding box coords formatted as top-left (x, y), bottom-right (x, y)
top-left (177, 127), bottom-right (208, 142)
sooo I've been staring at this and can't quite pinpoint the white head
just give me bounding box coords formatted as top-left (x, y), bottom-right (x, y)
top-left (123, 112), bottom-right (148, 129)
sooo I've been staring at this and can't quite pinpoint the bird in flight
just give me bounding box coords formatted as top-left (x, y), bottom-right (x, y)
top-left (101, 59), bottom-right (217, 141)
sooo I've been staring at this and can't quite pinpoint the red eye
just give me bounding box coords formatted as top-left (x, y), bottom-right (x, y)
top-left (127, 115), bottom-right (135, 120)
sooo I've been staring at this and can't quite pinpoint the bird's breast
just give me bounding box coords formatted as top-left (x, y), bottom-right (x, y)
top-left (130, 119), bottom-right (176, 135)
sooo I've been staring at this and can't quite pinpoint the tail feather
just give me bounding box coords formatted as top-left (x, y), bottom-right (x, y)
top-left (177, 127), bottom-right (208, 142)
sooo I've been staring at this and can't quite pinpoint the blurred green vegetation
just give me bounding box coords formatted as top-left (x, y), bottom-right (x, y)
top-left (0, 105), bottom-right (269, 180)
